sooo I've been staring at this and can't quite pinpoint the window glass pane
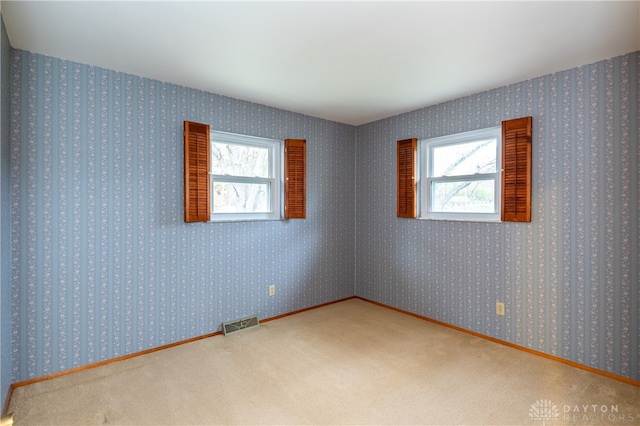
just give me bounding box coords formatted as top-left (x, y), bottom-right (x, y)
top-left (432, 139), bottom-right (496, 177)
top-left (431, 179), bottom-right (495, 213)
top-left (211, 143), bottom-right (269, 178)
top-left (213, 182), bottom-right (269, 213)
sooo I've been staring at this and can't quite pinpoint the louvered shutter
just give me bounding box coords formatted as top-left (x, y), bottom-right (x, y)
top-left (501, 116), bottom-right (532, 222)
top-left (184, 121), bottom-right (210, 223)
top-left (397, 138), bottom-right (417, 218)
top-left (284, 139), bottom-right (306, 219)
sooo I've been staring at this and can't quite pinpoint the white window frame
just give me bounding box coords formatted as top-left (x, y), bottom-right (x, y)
top-left (209, 130), bottom-right (282, 222)
top-left (419, 126), bottom-right (502, 222)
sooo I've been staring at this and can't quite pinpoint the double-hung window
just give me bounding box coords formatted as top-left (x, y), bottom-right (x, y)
top-left (420, 126), bottom-right (502, 222)
top-left (209, 131), bottom-right (281, 221)
top-left (184, 121), bottom-right (306, 223)
top-left (397, 117), bottom-right (531, 223)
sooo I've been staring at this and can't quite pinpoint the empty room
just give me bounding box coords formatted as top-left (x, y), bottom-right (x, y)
top-left (0, 1), bottom-right (639, 425)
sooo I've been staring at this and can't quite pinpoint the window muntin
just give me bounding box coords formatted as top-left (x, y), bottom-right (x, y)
top-left (420, 126), bottom-right (501, 222)
top-left (210, 131), bottom-right (281, 221)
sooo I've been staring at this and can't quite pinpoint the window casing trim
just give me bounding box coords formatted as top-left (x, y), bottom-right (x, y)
top-left (419, 126), bottom-right (502, 222)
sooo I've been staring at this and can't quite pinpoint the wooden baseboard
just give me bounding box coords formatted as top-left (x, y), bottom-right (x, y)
top-left (5, 293), bottom-right (636, 416)
top-left (2, 295), bottom-right (358, 415)
top-left (355, 296), bottom-right (640, 388)
top-left (260, 296), bottom-right (356, 323)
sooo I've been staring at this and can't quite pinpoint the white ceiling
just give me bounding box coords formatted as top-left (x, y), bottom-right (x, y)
top-left (2, 1), bottom-right (639, 126)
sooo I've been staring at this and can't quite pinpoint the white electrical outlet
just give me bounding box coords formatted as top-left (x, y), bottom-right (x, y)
top-left (268, 285), bottom-right (275, 297)
top-left (496, 302), bottom-right (505, 316)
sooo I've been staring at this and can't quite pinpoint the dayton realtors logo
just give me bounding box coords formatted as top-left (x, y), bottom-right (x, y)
top-left (529, 400), bottom-right (639, 424)
top-left (529, 399), bottom-right (560, 425)
top-left (562, 404), bottom-right (638, 423)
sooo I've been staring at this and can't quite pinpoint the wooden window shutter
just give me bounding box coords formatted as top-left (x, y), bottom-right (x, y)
top-left (501, 116), bottom-right (532, 222)
top-left (397, 138), bottom-right (417, 218)
top-left (184, 120), bottom-right (210, 223)
top-left (284, 139), bottom-right (306, 219)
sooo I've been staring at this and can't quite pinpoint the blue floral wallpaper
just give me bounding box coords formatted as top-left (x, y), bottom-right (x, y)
top-left (1, 17), bottom-right (12, 405)
top-left (9, 50), bottom-right (355, 382)
top-left (355, 52), bottom-right (639, 381)
top-left (7, 46), bottom-right (639, 385)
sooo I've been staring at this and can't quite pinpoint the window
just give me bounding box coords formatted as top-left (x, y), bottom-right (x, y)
top-left (184, 121), bottom-right (306, 223)
top-left (210, 131), bottom-right (281, 221)
top-left (397, 117), bottom-right (532, 223)
top-left (420, 126), bottom-right (502, 222)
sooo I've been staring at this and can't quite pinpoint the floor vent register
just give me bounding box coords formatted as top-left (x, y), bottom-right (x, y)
top-left (222, 315), bottom-right (260, 335)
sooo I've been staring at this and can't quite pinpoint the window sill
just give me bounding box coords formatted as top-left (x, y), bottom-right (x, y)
top-left (209, 213), bottom-right (283, 223)
top-left (418, 216), bottom-right (502, 223)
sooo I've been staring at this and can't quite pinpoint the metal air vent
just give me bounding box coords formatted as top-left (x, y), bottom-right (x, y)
top-left (222, 315), bottom-right (260, 335)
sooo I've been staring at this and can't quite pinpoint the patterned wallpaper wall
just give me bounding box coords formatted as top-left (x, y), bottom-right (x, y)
top-left (10, 50), bottom-right (356, 382)
top-left (355, 52), bottom-right (639, 381)
top-left (8, 47), bottom-right (640, 385)
top-left (1, 17), bottom-right (12, 405)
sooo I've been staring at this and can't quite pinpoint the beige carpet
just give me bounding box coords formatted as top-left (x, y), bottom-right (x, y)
top-left (6, 298), bottom-right (640, 425)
